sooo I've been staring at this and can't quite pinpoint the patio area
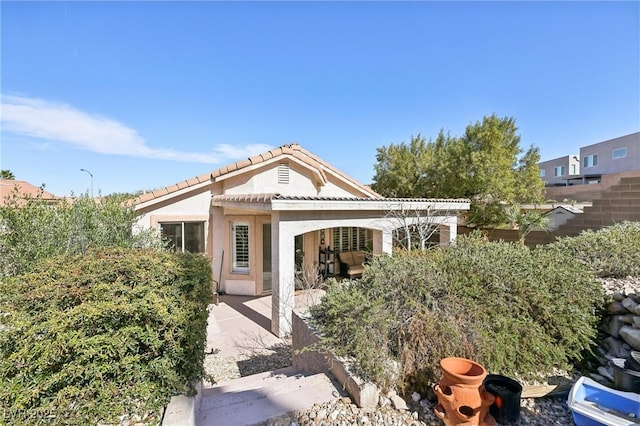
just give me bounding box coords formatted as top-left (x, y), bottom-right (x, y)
top-left (203, 289), bottom-right (326, 383)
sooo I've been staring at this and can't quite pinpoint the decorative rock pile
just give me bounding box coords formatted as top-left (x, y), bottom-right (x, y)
top-left (590, 277), bottom-right (640, 385)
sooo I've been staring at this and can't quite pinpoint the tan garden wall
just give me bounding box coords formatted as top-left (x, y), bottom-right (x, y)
top-left (544, 170), bottom-right (640, 202)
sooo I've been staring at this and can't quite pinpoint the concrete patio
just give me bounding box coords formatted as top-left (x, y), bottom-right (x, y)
top-left (166, 289), bottom-right (344, 426)
top-left (205, 290), bottom-right (325, 358)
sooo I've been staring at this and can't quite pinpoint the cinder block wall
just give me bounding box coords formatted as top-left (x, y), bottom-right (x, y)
top-left (544, 170), bottom-right (640, 203)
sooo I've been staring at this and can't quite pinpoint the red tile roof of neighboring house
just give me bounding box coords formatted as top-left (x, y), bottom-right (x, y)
top-left (134, 143), bottom-right (382, 205)
top-left (0, 180), bottom-right (60, 206)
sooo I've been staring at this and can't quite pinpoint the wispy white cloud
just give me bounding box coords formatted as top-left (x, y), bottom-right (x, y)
top-left (1, 94), bottom-right (272, 163)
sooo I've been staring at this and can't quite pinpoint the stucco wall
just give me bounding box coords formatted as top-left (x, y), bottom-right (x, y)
top-left (579, 132), bottom-right (640, 176)
top-left (223, 160), bottom-right (370, 198)
top-left (135, 189), bottom-right (211, 228)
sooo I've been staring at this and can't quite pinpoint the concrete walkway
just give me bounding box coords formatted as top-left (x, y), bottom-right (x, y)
top-left (205, 294), bottom-right (286, 359)
top-left (193, 290), bottom-right (342, 426)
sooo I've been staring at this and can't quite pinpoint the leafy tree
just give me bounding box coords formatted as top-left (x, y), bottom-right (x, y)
top-left (0, 170), bottom-right (15, 180)
top-left (372, 134), bottom-right (433, 197)
top-left (372, 114), bottom-right (545, 228)
top-left (515, 145), bottom-right (545, 204)
top-left (0, 190), bottom-right (166, 277)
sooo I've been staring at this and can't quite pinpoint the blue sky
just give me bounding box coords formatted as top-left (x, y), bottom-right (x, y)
top-left (2, 1), bottom-right (639, 196)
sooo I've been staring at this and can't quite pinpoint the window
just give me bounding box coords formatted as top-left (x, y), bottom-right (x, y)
top-left (332, 227), bottom-right (371, 252)
top-left (539, 169), bottom-right (546, 177)
top-left (583, 154), bottom-right (598, 168)
top-left (160, 222), bottom-right (204, 253)
top-left (232, 222), bottom-right (250, 273)
top-left (554, 166), bottom-right (565, 177)
top-left (613, 148), bottom-right (627, 159)
top-left (571, 164), bottom-right (577, 175)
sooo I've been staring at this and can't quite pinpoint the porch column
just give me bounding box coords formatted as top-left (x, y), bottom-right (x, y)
top-left (382, 228), bottom-right (393, 255)
top-left (211, 206), bottom-right (225, 293)
top-left (271, 213), bottom-right (296, 337)
top-left (439, 216), bottom-right (458, 247)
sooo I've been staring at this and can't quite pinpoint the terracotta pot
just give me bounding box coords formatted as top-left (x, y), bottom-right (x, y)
top-left (433, 357), bottom-right (496, 426)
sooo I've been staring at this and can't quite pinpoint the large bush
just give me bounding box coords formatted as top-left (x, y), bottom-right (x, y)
top-left (0, 247), bottom-right (212, 424)
top-left (551, 221), bottom-right (640, 278)
top-left (310, 235), bottom-right (604, 393)
top-left (0, 191), bottom-right (165, 278)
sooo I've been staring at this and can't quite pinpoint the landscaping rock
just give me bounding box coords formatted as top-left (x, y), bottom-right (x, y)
top-left (602, 315), bottom-right (624, 338)
top-left (608, 301), bottom-right (628, 314)
top-left (619, 326), bottom-right (640, 351)
top-left (390, 394), bottom-right (408, 411)
top-left (622, 297), bottom-right (639, 313)
top-left (602, 336), bottom-right (625, 357)
top-left (620, 314), bottom-right (636, 324)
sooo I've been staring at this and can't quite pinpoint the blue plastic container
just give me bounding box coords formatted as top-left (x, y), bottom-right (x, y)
top-left (568, 376), bottom-right (640, 426)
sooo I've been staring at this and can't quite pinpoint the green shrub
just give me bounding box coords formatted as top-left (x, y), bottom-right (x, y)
top-left (310, 234), bottom-right (604, 393)
top-left (0, 192), bottom-right (166, 278)
top-left (551, 221), bottom-right (640, 278)
top-left (0, 247), bottom-right (212, 425)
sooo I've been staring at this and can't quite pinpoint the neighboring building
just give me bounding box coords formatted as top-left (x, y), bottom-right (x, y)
top-left (134, 144), bottom-right (469, 336)
top-left (538, 155), bottom-right (581, 187)
top-left (576, 132), bottom-right (640, 185)
top-left (0, 180), bottom-right (59, 206)
top-left (539, 132), bottom-right (640, 187)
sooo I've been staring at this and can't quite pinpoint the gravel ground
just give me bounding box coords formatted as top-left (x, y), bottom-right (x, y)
top-left (203, 339), bottom-right (293, 384)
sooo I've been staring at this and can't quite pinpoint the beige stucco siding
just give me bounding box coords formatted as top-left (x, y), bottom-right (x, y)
top-left (222, 160), bottom-right (370, 198)
top-left (134, 188), bottom-right (212, 256)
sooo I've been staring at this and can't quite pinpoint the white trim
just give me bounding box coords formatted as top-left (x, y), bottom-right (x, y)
top-left (612, 147), bottom-right (627, 160)
top-left (231, 222), bottom-right (250, 274)
top-left (271, 199), bottom-right (470, 212)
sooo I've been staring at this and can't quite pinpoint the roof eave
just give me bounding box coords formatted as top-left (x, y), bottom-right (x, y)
top-left (271, 199), bottom-right (470, 211)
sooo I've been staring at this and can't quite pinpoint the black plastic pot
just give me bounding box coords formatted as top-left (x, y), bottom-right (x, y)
top-left (611, 358), bottom-right (640, 392)
top-left (483, 374), bottom-right (522, 424)
top-left (625, 350), bottom-right (640, 372)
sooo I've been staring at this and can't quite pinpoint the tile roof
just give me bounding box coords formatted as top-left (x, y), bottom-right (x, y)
top-left (212, 193), bottom-right (470, 203)
top-left (134, 143), bottom-right (381, 205)
top-left (0, 180), bottom-right (59, 206)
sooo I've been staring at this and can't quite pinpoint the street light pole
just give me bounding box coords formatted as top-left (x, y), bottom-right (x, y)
top-left (80, 169), bottom-right (93, 198)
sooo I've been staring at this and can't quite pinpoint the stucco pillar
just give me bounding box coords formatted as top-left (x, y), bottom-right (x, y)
top-left (271, 213), bottom-right (296, 337)
top-left (439, 217), bottom-right (458, 246)
top-left (382, 228), bottom-right (393, 255)
top-left (211, 206), bottom-right (225, 294)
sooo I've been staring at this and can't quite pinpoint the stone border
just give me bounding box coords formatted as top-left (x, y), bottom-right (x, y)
top-left (292, 308), bottom-right (380, 409)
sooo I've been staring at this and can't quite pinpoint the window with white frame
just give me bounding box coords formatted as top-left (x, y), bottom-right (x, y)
top-left (160, 222), bottom-right (204, 253)
top-left (612, 148), bottom-right (627, 159)
top-left (539, 169), bottom-right (546, 177)
top-left (554, 166), bottom-right (565, 177)
top-left (332, 227), bottom-right (371, 252)
top-left (583, 154), bottom-right (598, 168)
top-left (232, 222), bottom-right (250, 273)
